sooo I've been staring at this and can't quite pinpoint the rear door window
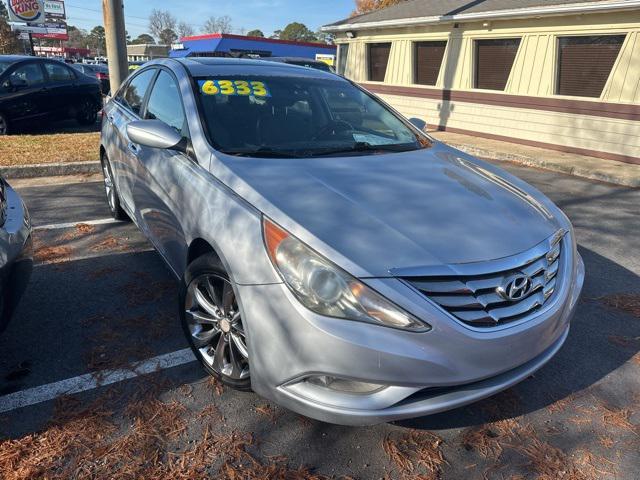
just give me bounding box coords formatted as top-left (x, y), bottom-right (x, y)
top-left (120, 68), bottom-right (156, 116)
top-left (44, 62), bottom-right (75, 83)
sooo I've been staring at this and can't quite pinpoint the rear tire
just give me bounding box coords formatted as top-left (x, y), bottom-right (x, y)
top-left (100, 153), bottom-right (128, 221)
top-left (180, 253), bottom-right (252, 392)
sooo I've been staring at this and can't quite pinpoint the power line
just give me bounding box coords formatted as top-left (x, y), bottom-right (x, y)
top-left (66, 14), bottom-right (149, 29)
top-left (64, 2), bottom-right (219, 32)
top-left (64, 2), bottom-right (149, 21)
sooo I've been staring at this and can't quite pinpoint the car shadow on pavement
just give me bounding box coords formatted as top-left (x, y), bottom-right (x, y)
top-left (398, 245), bottom-right (640, 431)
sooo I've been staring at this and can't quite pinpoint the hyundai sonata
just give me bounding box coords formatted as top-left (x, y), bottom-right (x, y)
top-left (99, 58), bottom-right (584, 425)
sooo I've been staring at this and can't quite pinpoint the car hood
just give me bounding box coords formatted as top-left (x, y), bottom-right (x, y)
top-left (214, 142), bottom-right (565, 277)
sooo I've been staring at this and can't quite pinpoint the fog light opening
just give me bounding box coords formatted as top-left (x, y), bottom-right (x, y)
top-left (305, 375), bottom-right (387, 394)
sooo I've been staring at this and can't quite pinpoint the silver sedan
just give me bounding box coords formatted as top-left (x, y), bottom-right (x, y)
top-left (99, 58), bottom-right (584, 425)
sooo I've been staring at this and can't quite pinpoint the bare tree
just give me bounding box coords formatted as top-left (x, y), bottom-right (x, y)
top-left (149, 9), bottom-right (177, 42)
top-left (202, 15), bottom-right (233, 34)
top-left (352, 0), bottom-right (406, 15)
top-left (177, 21), bottom-right (194, 39)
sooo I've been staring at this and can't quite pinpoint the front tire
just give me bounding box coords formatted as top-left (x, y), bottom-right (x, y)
top-left (100, 153), bottom-right (128, 221)
top-left (0, 112), bottom-right (9, 135)
top-left (180, 253), bottom-right (251, 391)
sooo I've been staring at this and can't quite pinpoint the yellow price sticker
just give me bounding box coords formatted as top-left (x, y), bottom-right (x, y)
top-left (198, 79), bottom-right (271, 97)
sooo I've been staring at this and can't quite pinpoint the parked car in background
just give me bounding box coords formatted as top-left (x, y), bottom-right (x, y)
top-left (265, 56), bottom-right (335, 73)
top-left (0, 55), bottom-right (102, 134)
top-left (0, 175), bottom-right (32, 333)
top-left (100, 58), bottom-right (584, 425)
top-left (73, 63), bottom-right (110, 94)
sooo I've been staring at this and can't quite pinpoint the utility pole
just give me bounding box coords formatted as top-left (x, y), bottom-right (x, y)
top-left (102, 0), bottom-right (128, 92)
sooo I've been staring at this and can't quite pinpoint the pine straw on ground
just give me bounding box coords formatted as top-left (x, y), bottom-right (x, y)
top-left (121, 271), bottom-right (176, 307)
top-left (607, 335), bottom-right (640, 349)
top-left (0, 383), bottom-right (330, 480)
top-left (32, 245), bottom-right (72, 264)
top-left (32, 223), bottom-right (102, 264)
top-left (517, 438), bottom-right (592, 480)
top-left (459, 386), bottom-right (640, 480)
top-left (383, 430), bottom-right (446, 479)
top-left (81, 311), bottom-right (177, 379)
top-left (599, 293), bottom-right (640, 318)
top-left (0, 132), bottom-right (100, 166)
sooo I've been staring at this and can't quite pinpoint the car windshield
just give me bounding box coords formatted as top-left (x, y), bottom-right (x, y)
top-left (0, 61), bottom-right (14, 76)
top-left (196, 75), bottom-right (430, 158)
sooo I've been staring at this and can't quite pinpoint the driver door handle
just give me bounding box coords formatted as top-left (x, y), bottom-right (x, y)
top-left (127, 142), bottom-right (140, 157)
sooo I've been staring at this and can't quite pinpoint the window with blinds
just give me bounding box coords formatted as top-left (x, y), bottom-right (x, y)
top-left (556, 35), bottom-right (625, 98)
top-left (368, 43), bottom-right (391, 82)
top-left (337, 43), bottom-right (349, 75)
top-left (414, 41), bottom-right (447, 86)
top-left (474, 38), bottom-right (521, 91)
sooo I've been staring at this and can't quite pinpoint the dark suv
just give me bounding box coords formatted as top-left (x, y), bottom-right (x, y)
top-left (0, 55), bottom-right (102, 134)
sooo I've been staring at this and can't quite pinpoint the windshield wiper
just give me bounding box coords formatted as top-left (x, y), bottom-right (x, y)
top-left (223, 147), bottom-right (302, 159)
top-left (308, 142), bottom-right (416, 157)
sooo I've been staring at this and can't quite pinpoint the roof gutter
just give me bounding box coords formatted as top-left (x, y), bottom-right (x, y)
top-left (321, 0), bottom-right (640, 32)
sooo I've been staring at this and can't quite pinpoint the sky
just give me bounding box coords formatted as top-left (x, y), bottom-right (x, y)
top-left (61, 0), bottom-right (354, 39)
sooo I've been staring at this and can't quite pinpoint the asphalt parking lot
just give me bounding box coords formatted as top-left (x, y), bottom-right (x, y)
top-left (0, 162), bottom-right (638, 479)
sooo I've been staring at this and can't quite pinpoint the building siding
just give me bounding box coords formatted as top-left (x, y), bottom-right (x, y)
top-left (336, 11), bottom-right (640, 163)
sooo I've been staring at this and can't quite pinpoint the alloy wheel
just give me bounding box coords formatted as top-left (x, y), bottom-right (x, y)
top-left (0, 115), bottom-right (7, 135)
top-left (185, 273), bottom-right (249, 380)
top-left (101, 160), bottom-right (117, 212)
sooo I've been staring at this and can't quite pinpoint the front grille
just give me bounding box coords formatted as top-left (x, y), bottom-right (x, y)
top-left (402, 231), bottom-right (565, 328)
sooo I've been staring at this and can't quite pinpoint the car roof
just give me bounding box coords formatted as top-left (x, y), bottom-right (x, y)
top-left (166, 57), bottom-right (339, 80)
top-left (0, 55), bottom-right (37, 63)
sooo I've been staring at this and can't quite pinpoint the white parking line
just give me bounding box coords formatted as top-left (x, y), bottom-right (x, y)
top-left (34, 218), bottom-right (122, 231)
top-left (0, 348), bottom-right (196, 414)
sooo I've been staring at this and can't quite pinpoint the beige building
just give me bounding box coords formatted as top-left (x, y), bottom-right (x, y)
top-left (126, 44), bottom-right (170, 62)
top-left (323, 0), bottom-right (640, 164)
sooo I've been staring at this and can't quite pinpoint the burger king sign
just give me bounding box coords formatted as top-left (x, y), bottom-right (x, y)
top-left (8, 0), bottom-right (46, 24)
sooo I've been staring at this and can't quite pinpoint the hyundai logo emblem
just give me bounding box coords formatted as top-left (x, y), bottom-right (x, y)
top-left (497, 273), bottom-right (533, 302)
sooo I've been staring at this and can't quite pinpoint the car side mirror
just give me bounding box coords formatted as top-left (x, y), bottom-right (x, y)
top-left (409, 117), bottom-right (427, 131)
top-left (126, 119), bottom-right (185, 151)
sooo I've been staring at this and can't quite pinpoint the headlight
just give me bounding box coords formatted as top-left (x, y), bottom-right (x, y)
top-left (263, 217), bottom-right (430, 332)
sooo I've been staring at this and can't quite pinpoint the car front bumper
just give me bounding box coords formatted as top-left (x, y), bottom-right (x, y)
top-left (0, 182), bottom-right (33, 331)
top-left (238, 242), bottom-right (585, 426)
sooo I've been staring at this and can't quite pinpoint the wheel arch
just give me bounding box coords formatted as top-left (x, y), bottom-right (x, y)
top-left (187, 237), bottom-right (221, 267)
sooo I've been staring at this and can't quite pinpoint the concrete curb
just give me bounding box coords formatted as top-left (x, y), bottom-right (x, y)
top-left (445, 142), bottom-right (640, 189)
top-left (0, 161), bottom-right (101, 179)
